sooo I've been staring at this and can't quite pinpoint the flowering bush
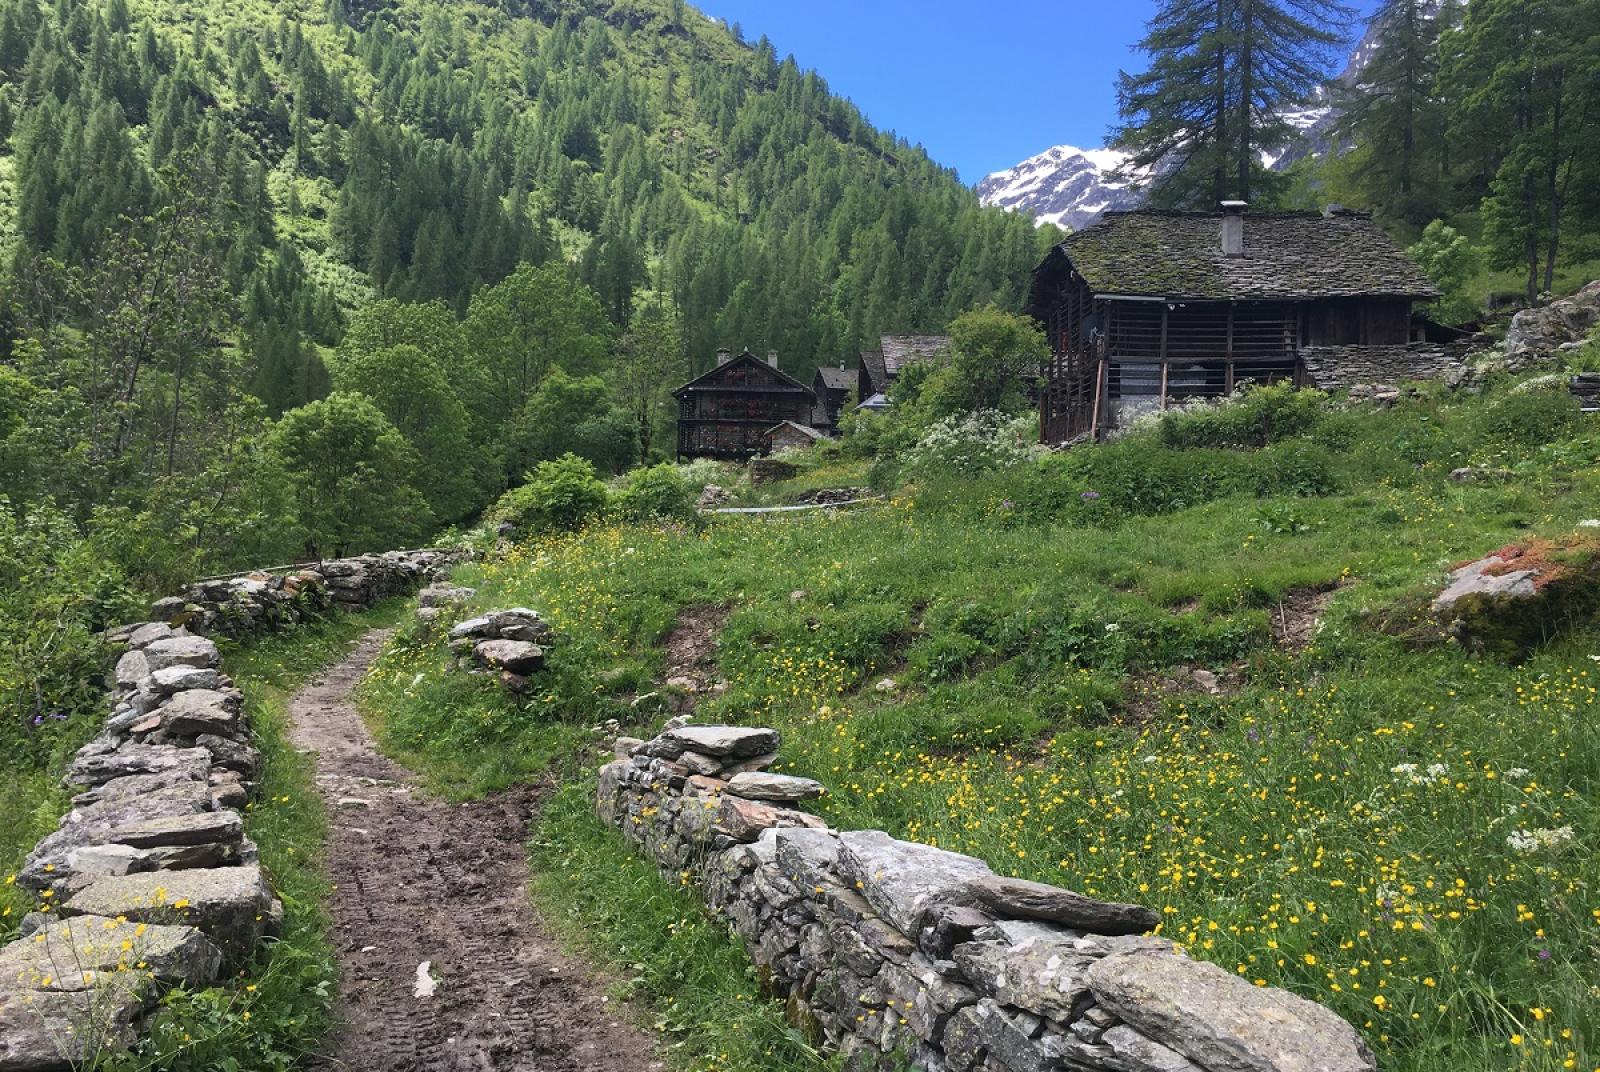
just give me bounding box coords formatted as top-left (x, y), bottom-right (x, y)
top-left (901, 410), bottom-right (1043, 482)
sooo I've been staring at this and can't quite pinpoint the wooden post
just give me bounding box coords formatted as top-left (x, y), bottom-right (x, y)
top-left (1089, 358), bottom-right (1106, 441)
top-left (1159, 363), bottom-right (1170, 410)
top-left (1158, 305), bottom-right (1170, 410)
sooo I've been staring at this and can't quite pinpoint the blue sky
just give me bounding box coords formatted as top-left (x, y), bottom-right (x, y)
top-left (691, 1), bottom-right (1374, 186)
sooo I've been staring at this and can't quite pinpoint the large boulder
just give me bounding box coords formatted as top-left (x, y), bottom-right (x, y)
top-left (472, 639), bottom-right (545, 675)
top-left (1432, 539), bottom-right (1600, 658)
top-left (1088, 951), bottom-right (1377, 1072)
top-left (1503, 281), bottom-right (1600, 368)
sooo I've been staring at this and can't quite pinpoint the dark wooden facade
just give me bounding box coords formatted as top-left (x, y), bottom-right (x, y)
top-left (1027, 209), bottom-right (1442, 442)
top-left (674, 351), bottom-right (817, 461)
top-left (812, 366), bottom-right (854, 430)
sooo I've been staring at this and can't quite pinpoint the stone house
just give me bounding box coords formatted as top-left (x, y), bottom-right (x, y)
top-left (857, 334), bottom-right (951, 405)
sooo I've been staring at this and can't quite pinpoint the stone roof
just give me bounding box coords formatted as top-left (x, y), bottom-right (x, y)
top-left (1053, 210), bottom-right (1441, 301)
top-left (815, 367), bottom-right (854, 391)
top-left (880, 335), bottom-right (951, 376)
top-left (859, 349), bottom-right (888, 393)
top-left (766, 420), bottom-right (828, 442)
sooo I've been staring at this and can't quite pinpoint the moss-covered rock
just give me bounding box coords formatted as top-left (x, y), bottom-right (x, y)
top-left (1432, 538), bottom-right (1600, 659)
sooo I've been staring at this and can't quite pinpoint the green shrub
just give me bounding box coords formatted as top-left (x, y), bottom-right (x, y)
top-left (615, 464), bottom-right (697, 524)
top-left (1250, 440), bottom-right (1340, 497)
top-left (1474, 390), bottom-right (1582, 448)
top-left (1158, 384), bottom-right (1328, 449)
top-left (489, 454), bottom-right (611, 533)
top-left (1073, 438), bottom-right (1249, 516)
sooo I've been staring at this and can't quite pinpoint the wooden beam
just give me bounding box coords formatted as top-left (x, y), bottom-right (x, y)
top-left (1159, 362), bottom-right (1170, 411)
top-left (1089, 358), bottom-right (1106, 441)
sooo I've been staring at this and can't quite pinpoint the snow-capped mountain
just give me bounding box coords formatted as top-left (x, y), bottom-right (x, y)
top-left (980, 6), bottom-right (1437, 230)
top-left (974, 145), bottom-right (1143, 232)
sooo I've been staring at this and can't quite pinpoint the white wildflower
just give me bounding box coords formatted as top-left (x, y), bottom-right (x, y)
top-left (1506, 826), bottom-right (1575, 855)
top-left (1578, 520), bottom-right (1600, 529)
top-left (1506, 767), bottom-right (1531, 780)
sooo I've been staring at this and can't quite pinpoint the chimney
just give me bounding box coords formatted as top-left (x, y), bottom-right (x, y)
top-left (716, 348), bottom-right (731, 365)
top-left (767, 350), bottom-right (779, 369)
top-left (1220, 200), bottom-right (1247, 257)
top-left (1322, 203), bottom-right (1345, 218)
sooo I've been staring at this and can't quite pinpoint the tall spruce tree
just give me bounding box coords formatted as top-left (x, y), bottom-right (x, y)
top-left (1114, 0), bottom-right (1354, 207)
top-left (1335, 0), bottom-right (1454, 224)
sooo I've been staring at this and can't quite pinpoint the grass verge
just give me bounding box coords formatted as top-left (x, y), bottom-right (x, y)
top-left (529, 782), bottom-right (829, 1072)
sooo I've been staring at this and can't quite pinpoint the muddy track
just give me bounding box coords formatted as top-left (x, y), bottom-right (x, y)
top-left (287, 629), bottom-right (660, 1072)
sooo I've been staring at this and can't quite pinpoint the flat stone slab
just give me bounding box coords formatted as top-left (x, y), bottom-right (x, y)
top-left (146, 666), bottom-right (224, 695)
top-left (1088, 951), bottom-right (1377, 1072)
top-left (725, 771), bottom-right (825, 802)
top-left (62, 865), bottom-right (277, 968)
top-left (67, 744), bottom-right (213, 788)
top-left (0, 979), bottom-right (139, 1070)
top-left (961, 874), bottom-right (1160, 935)
top-left (113, 650), bottom-right (150, 689)
top-left (140, 636), bottom-right (220, 672)
top-left (472, 639), bottom-right (545, 675)
top-left (835, 830), bottom-right (994, 936)
top-left (664, 726), bottom-right (780, 759)
top-left (150, 690), bottom-right (242, 739)
top-left (106, 811), bottom-right (242, 850)
top-left (953, 938), bottom-right (1098, 1023)
top-left (71, 769), bottom-right (206, 809)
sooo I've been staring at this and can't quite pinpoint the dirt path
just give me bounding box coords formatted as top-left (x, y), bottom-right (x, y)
top-left (287, 629), bottom-right (660, 1072)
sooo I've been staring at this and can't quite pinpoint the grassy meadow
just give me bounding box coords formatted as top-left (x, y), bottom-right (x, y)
top-left (359, 381), bottom-right (1600, 1072)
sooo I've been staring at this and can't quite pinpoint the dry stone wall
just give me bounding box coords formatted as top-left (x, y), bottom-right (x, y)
top-left (598, 725), bottom-right (1379, 1072)
top-left (0, 549), bottom-right (461, 1072)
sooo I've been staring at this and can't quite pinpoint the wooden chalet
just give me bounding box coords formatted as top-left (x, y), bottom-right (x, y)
top-left (1027, 204), bottom-right (1450, 442)
top-left (858, 335), bottom-right (951, 404)
top-left (674, 349), bottom-right (817, 461)
top-left (812, 365), bottom-right (854, 430)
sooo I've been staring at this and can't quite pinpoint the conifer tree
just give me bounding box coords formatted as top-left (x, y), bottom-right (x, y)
top-left (1114, 0), bottom-right (1353, 206)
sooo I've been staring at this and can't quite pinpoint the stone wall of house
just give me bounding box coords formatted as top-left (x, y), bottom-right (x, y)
top-left (598, 725), bottom-right (1378, 1072)
top-left (0, 549), bottom-right (461, 1072)
top-left (1300, 343), bottom-right (1467, 392)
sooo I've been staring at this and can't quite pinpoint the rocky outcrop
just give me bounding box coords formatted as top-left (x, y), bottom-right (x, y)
top-left (1503, 281), bottom-right (1600, 368)
top-left (597, 725), bottom-right (1375, 1072)
top-left (0, 548), bottom-right (462, 1070)
top-left (1432, 538), bottom-right (1600, 658)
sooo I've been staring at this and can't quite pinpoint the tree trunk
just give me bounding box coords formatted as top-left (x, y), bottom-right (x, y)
top-left (1214, 0), bottom-right (1229, 204)
top-left (1237, 0), bottom-right (1254, 202)
top-left (1543, 78), bottom-right (1563, 296)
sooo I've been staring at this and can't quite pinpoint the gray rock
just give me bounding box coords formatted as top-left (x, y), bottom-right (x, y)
top-left (146, 666), bottom-right (224, 695)
top-left (125, 622), bottom-right (180, 649)
top-left (194, 734), bottom-right (261, 779)
top-left (62, 865), bottom-right (278, 968)
top-left (472, 639), bottom-right (545, 675)
top-left (835, 830), bottom-right (993, 936)
top-left (1504, 280), bottom-right (1600, 366)
top-left (664, 725), bottom-right (780, 759)
top-left (153, 690), bottom-right (242, 740)
top-left (0, 913), bottom-right (222, 991)
top-left (66, 844), bottom-right (156, 878)
top-left (1433, 554), bottom-right (1539, 611)
top-left (726, 771), bottom-right (825, 802)
top-left (774, 827), bottom-right (841, 889)
top-left (448, 616), bottom-right (494, 640)
top-left (0, 978), bottom-right (140, 1069)
top-left (65, 743), bottom-right (214, 789)
top-left (953, 938), bottom-right (1097, 1023)
top-left (106, 811), bottom-right (242, 850)
top-left (113, 650), bottom-right (151, 689)
top-left (140, 636), bottom-right (220, 672)
top-left (961, 874), bottom-right (1159, 935)
top-left (1088, 951), bottom-right (1377, 1072)
top-left (676, 750), bottom-right (723, 776)
top-left (71, 769), bottom-right (206, 808)
top-left (1100, 1024), bottom-right (1204, 1071)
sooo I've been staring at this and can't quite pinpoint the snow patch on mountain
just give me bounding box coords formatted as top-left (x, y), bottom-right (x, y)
top-left (975, 145), bottom-right (1144, 232)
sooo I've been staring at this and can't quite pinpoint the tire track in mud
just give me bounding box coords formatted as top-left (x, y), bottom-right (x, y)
top-left (288, 629), bottom-right (660, 1072)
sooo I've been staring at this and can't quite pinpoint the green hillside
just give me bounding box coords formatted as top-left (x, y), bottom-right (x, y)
top-left (0, 0), bottom-right (1051, 379)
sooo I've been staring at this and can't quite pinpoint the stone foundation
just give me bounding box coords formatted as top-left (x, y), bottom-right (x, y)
top-left (598, 725), bottom-right (1377, 1072)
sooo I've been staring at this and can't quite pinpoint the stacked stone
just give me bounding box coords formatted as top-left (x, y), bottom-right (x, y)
top-left (0, 625), bottom-right (279, 1071)
top-left (448, 608), bottom-right (553, 692)
top-left (150, 549), bottom-right (465, 638)
top-left (598, 726), bottom-right (1378, 1072)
